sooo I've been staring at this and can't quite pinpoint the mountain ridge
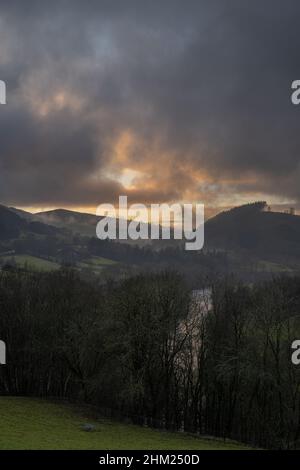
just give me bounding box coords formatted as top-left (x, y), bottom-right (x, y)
top-left (1, 202), bottom-right (300, 280)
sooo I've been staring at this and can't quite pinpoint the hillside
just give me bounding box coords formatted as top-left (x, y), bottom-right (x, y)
top-left (206, 202), bottom-right (300, 262)
top-left (0, 205), bottom-right (166, 277)
top-left (35, 209), bottom-right (99, 237)
top-left (0, 205), bottom-right (27, 240)
top-left (35, 202), bottom-right (300, 262)
top-left (34, 208), bottom-right (160, 246)
top-left (1, 202), bottom-right (300, 279)
top-left (0, 205), bottom-right (60, 240)
top-left (0, 397), bottom-right (250, 450)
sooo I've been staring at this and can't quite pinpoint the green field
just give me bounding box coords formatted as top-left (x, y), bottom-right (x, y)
top-left (78, 256), bottom-right (118, 275)
top-left (0, 254), bottom-right (117, 274)
top-left (88, 256), bottom-right (117, 266)
top-left (256, 259), bottom-right (294, 273)
top-left (79, 256), bottom-right (117, 269)
top-left (0, 255), bottom-right (60, 271)
top-left (0, 398), bottom-right (250, 450)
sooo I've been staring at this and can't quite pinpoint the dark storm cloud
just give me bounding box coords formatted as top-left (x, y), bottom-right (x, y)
top-left (0, 0), bottom-right (300, 208)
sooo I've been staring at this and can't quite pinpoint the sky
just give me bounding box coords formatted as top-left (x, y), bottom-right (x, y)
top-left (0, 0), bottom-right (300, 216)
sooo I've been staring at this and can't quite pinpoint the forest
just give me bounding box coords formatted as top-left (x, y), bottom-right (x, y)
top-left (0, 267), bottom-right (300, 449)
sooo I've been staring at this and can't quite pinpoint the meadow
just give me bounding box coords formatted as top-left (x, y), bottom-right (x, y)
top-left (0, 398), bottom-right (249, 450)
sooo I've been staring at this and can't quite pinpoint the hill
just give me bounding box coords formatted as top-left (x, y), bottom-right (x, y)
top-left (34, 208), bottom-right (99, 237)
top-left (0, 205), bottom-right (59, 240)
top-left (0, 397), bottom-right (250, 450)
top-left (0, 204), bottom-right (27, 240)
top-left (2, 201), bottom-right (300, 280)
top-left (34, 202), bottom-right (300, 263)
top-left (206, 201), bottom-right (300, 261)
top-left (0, 205), bottom-right (159, 276)
top-left (34, 208), bottom-right (160, 245)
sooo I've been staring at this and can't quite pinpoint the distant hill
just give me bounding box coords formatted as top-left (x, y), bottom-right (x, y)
top-left (205, 201), bottom-right (300, 260)
top-left (34, 208), bottom-right (99, 237)
top-left (8, 206), bottom-right (36, 221)
top-left (0, 205), bottom-right (27, 240)
top-left (0, 205), bottom-right (59, 239)
top-left (2, 201), bottom-right (300, 280)
top-left (5, 201), bottom-right (300, 259)
top-left (0, 205), bottom-right (162, 276)
top-left (34, 208), bottom-right (161, 246)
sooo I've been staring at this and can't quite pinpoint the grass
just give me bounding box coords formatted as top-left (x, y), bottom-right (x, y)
top-left (256, 259), bottom-right (294, 273)
top-left (80, 256), bottom-right (117, 267)
top-left (0, 254), bottom-right (117, 275)
top-left (78, 256), bottom-right (118, 274)
top-left (0, 397), bottom-right (250, 450)
top-left (0, 255), bottom-right (60, 272)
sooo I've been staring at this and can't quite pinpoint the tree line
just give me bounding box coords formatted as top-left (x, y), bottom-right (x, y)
top-left (0, 267), bottom-right (300, 449)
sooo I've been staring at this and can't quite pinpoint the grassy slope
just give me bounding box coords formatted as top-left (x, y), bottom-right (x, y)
top-left (0, 255), bottom-right (60, 271)
top-left (87, 256), bottom-right (117, 266)
top-left (79, 256), bottom-right (118, 272)
top-left (0, 255), bottom-right (117, 273)
top-left (0, 398), bottom-right (250, 450)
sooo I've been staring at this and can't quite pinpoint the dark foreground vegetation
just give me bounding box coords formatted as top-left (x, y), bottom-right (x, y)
top-left (0, 268), bottom-right (300, 449)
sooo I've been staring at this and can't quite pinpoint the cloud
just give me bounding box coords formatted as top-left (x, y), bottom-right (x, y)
top-left (0, 1), bottom-right (300, 209)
